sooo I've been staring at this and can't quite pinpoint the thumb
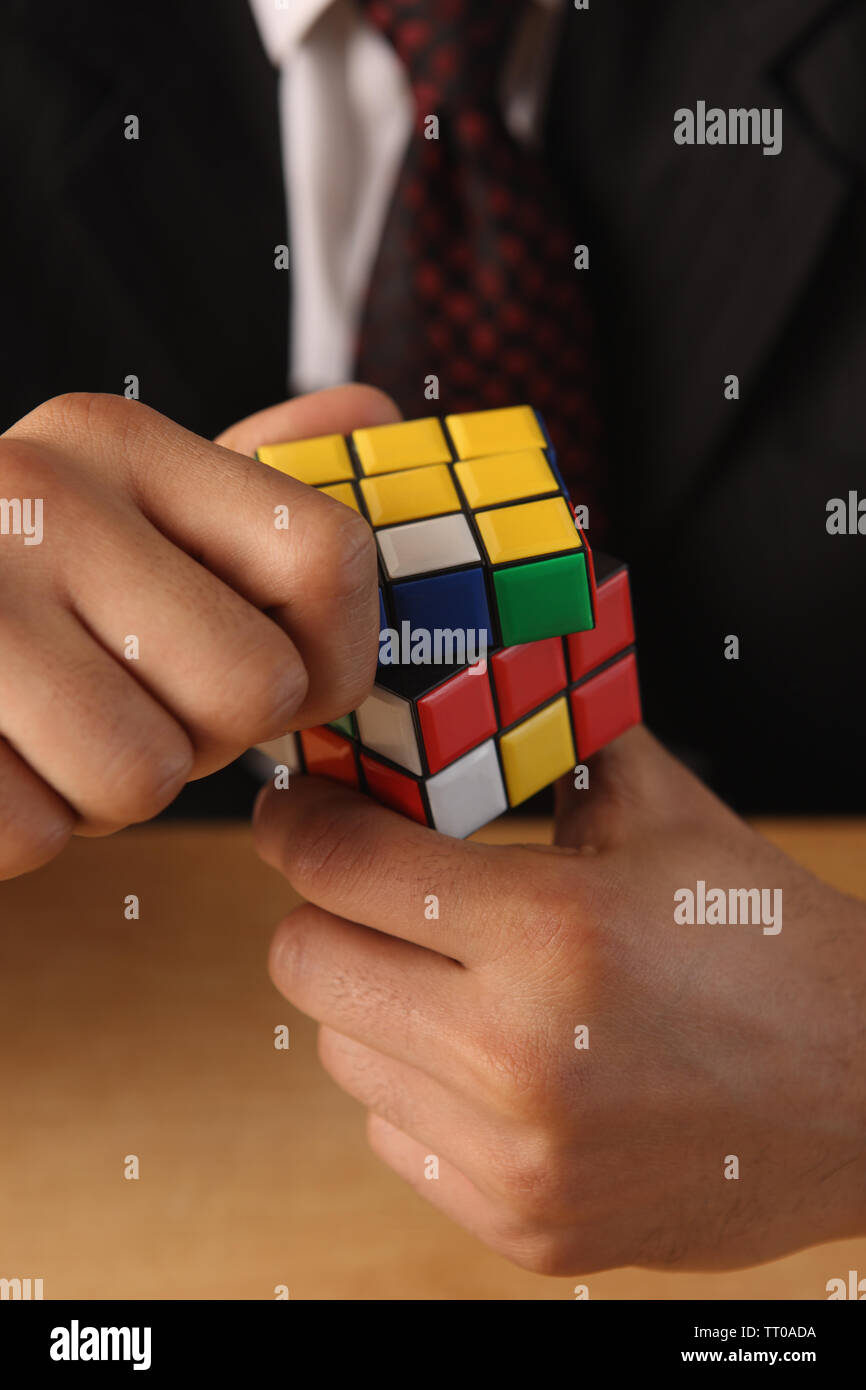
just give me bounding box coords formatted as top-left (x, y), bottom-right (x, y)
top-left (215, 382), bottom-right (401, 456)
top-left (553, 724), bottom-right (721, 850)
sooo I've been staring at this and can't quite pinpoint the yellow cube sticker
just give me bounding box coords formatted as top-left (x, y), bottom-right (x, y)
top-left (499, 698), bottom-right (575, 806)
top-left (455, 448), bottom-right (558, 508)
top-left (353, 417), bottom-right (452, 475)
top-left (257, 435), bottom-right (354, 486)
top-left (446, 405), bottom-right (545, 460)
top-left (360, 464), bottom-right (460, 527)
top-left (475, 497), bottom-right (580, 565)
top-left (318, 482), bottom-right (360, 512)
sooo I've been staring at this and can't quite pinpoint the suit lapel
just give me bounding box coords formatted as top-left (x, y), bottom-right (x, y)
top-left (547, 0), bottom-right (855, 524)
top-left (12, 0), bottom-right (288, 434)
top-left (777, 0), bottom-right (866, 177)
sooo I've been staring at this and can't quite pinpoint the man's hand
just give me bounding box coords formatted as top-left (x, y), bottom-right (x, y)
top-left (0, 385), bottom-right (397, 877)
top-left (254, 727), bottom-right (866, 1275)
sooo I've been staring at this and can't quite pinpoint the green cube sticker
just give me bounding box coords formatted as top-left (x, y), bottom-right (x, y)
top-left (493, 552), bottom-right (593, 645)
top-left (327, 713), bottom-right (356, 738)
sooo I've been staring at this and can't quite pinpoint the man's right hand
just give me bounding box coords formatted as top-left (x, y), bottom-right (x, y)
top-left (0, 384), bottom-right (398, 878)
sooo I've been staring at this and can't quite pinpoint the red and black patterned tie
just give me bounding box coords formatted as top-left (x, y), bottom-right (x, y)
top-left (355, 0), bottom-right (602, 519)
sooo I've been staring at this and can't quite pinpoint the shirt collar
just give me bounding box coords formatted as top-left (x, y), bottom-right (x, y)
top-left (248, 0), bottom-right (561, 65)
top-left (247, 0), bottom-right (333, 66)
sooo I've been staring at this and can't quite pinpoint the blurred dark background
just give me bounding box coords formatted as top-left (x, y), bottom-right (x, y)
top-left (1, 0), bottom-right (864, 816)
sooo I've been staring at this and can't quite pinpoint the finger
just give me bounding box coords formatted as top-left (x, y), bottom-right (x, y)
top-left (366, 1113), bottom-right (492, 1233)
top-left (319, 1025), bottom-right (462, 1135)
top-left (268, 902), bottom-right (470, 1074)
top-left (318, 1027), bottom-right (534, 1202)
top-left (0, 738), bottom-right (75, 878)
top-left (0, 605), bottom-right (193, 833)
top-left (254, 774), bottom-right (535, 964)
top-left (319, 1024), bottom-right (480, 1138)
top-left (214, 385), bottom-right (402, 727)
top-left (366, 1115), bottom-right (561, 1273)
top-left (8, 390), bottom-right (390, 727)
top-left (214, 382), bottom-right (401, 456)
top-left (67, 508), bottom-right (308, 777)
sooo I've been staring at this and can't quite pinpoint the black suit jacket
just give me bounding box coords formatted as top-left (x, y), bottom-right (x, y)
top-left (2, 0), bottom-right (864, 813)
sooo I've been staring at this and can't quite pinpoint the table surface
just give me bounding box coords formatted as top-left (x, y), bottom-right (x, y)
top-left (1, 812), bottom-right (864, 1301)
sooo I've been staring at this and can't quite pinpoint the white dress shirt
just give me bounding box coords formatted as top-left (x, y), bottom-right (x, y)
top-left (247, 0), bottom-right (562, 395)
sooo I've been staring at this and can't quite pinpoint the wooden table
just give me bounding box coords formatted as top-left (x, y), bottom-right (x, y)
top-left (1, 815), bottom-right (864, 1301)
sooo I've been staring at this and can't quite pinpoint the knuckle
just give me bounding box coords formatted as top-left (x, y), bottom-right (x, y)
top-left (315, 1025), bottom-right (345, 1074)
top-left (95, 730), bottom-right (194, 826)
top-left (6, 393), bottom-right (158, 489)
top-left (461, 1021), bottom-right (550, 1123)
top-left (488, 1130), bottom-right (572, 1226)
top-left (268, 909), bottom-right (315, 994)
top-left (0, 437), bottom-right (59, 496)
top-left (39, 391), bottom-right (143, 443)
top-left (251, 675), bottom-right (309, 743)
top-left (40, 391), bottom-right (103, 431)
top-left (0, 810), bottom-right (73, 879)
top-left (214, 635), bottom-right (309, 743)
top-left (497, 1227), bottom-right (577, 1278)
top-left (318, 1030), bottom-right (391, 1110)
top-left (317, 1025), bottom-right (359, 1075)
top-left (243, 644), bottom-right (308, 735)
top-left (365, 1108), bottom-right (391, 1157)
top-left (279, 797), bottom-right (367, 899)
top-left (314, 634), bottom-right (378, 727)
top-left (307, 495), bottom-right (377, 603)
top-left (290, 497), bottom-right (379, 722)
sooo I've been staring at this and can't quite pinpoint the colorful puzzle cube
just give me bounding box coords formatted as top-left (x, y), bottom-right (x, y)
top-left (254, 545), bottom-right (642, 840)
top-left (256, 405), bottom-right (596, 647)
top-left (253, 407), bottom-right (640, 837)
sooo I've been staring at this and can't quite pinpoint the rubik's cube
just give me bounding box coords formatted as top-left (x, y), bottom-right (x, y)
top-left (254, 407), bottom-right (641, 838)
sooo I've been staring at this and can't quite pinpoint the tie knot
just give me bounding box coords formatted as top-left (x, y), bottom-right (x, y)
top-left (359, 0), bottom-right (522, 109)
